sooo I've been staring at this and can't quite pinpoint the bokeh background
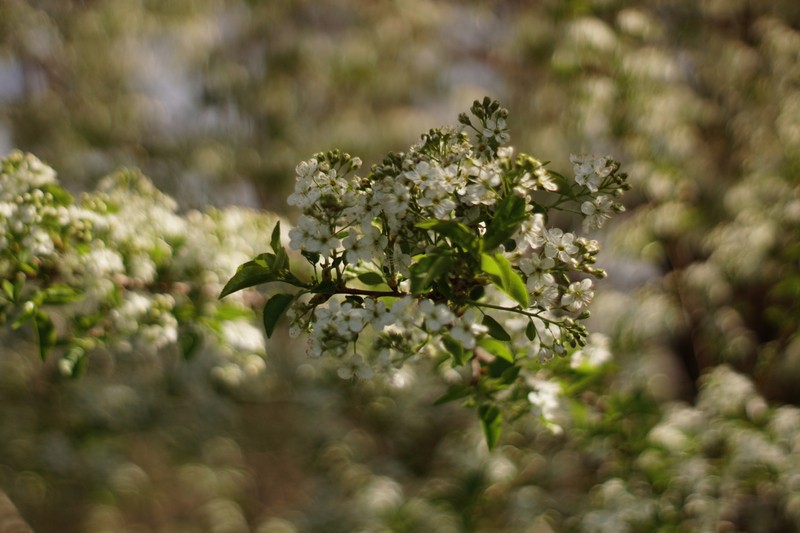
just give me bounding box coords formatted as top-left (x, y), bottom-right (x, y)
top-left (1, 0), bottom-right (800, 531)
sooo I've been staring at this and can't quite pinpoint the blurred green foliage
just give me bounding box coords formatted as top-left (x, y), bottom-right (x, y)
top-left (1, 0), bottom-right (800, 531)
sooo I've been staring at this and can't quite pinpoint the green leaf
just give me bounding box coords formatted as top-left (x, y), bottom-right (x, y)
top-left (220, 251), bottom-right (305, 298)
top-left (434, 385), bottom-right (472, 406)
top-left (41, 183), bottom-right (74, 206)
top-left (220, 261), bottom-right (280, 298)
top-left (270, 221), bottom-right (282, 254)
top-left (357, 272), bottom-right (385, 286)
top-left (525, 320), bottom-right (536, 341)
top-left (2, 279), bottom-right (14, 301)
top-left (301, 250), bottom-right (321, 265)
top-left (214, 304), bottom-right (254, 321)
top-left (480, 253), bottom-right (529, 307)
top-left (410, 253), bottom-right (453, 294)
top-left (479, 405), bottom-right (503, 450)
top-left (482, 315), bottom-right (511, 341)
top-left (180, 330), bottom-right (201, 360)
top-left (311, 279), bottom-right (337, 294)
top-left (262, 293), bottom-right (295, 338)
top-left (34, 311), bottom-right (57, 361)
top-left (270, 222), bottom-right (289, 273)
top-left (42, 284), bottom-right (82, 305)
top-left (478, 337), bottom-right (514, 363)
top-left (416, 219), bottom-right (479, 256)
top-left (483, 194), bottom-right (527, 251)
top-left (442, 333), bottom-right (467, 365)
top-left (491, 363), bottom-right (521, 382)
top-left (253, 252), bottom-right (277, 268)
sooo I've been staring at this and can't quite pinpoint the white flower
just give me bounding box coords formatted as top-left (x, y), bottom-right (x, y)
top-left (527, 377), bottom-right (563, 434)
top-left (287, 159), bottom-right (322, 208)
top-left (544, 228), bottom-right (579, 264)
top-left (334, 303), bottom-right (367, 336)
top-left (22, 228), bottom-right (55, 256)
top-left (570, 153), bottom-right (613, 192)
top-left (458, 182), bottom-right (496, 206)
top-left (404, 160), bottom-right (442, 189)
top-left (343, 230), bottom-right (374, 264)
top-left (288, 216), bottom-right (339, 257)
top-left (364, 299), bottom-right (393, 330)
top-left (562, 279), bottom-right (594, 311)
top-left (449, 309), bottom-right (488, 349)
top-left (581, 195), bottom-right (616, 231)
top-left (527, 277), bottom-right (559, 308)
top-left (483, 116), bottom-right (510, 144)
top-left (84, 247), bottom-right (125, 277)
top-left (536, 166), bottom-right (558, 191)
top-left (419, 299), bottom-right (455, 332)
top-left (516, 213), bottom-right (547, 250)
top-left (338, 355), bottom-right (373, 379)
top-left (418, 186), bottom-right (457, 219)
top-left (519, 253), bottom-right (555, 285)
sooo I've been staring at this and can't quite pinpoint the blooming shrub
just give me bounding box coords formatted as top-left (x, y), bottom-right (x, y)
top-left (0, 150), bottom-right (275, 385)
top-left (222, 98), bottom-right (628, 446)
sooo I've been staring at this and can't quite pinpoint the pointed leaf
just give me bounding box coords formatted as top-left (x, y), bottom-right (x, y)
top-left (34, 311), bottom-right (57, 361)
top-left (263, 293), bottom-right (295, 338)
top-left (215, 304), bottom-right (255, 321)
top-left (270, 222), bottom-right (289, 273)
top-left (220, 262), bottom-right (279, 298)
top-left (434, 385), bottom-right (472, 406)
top-left (483, 195), bottom-right (527, 251)
top-left (253, 252), bottom-right (277, 269)
top-left (479, 405), bottom-right (503, 450)
top-left (478, 337), bottom-right (514, 363)
top-left (2, 279), bottom-right (14, 301)
top-left (525, 320), bottom-right (536, 341)
top-left (416, 219), bottom-right (479, 256)
top-left (442, 333), bottom-right (467, 365)
top-left (493, 254), bottom-right (529, 308)
top-left (482, 315), bottom-right (511, 341)
top-left (480, 253), bottom-right (529, 308)
top-left (42, 284), bottom-right (82, 305)
top-left (357, 272), bottom-right (385, 286)
top-left (410, 253), bottom-right (453, 294)
top-left (270, 221), bottom-right (282, 254)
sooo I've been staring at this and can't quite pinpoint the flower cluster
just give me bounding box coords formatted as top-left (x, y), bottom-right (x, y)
top-left (0, 150), bottom-right (276, 386)
top-left (223, 98), bottom-right (629, 445)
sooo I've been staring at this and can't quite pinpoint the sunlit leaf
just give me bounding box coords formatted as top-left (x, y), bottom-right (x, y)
top-left (219, 262), bottom-right (280, 298)
top-left (478, 337), bottom-right (514, 363)
top-left (480, 253), bottom-right (529, 307)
